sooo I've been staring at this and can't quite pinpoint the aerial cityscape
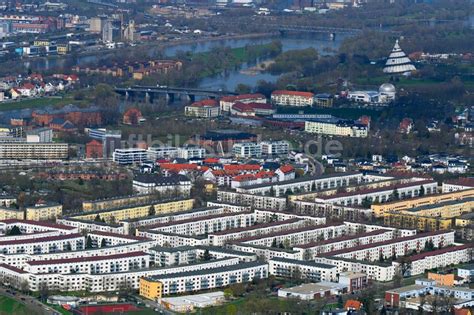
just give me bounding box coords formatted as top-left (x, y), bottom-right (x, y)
top-left (0, 0), bottom-right (471, 314)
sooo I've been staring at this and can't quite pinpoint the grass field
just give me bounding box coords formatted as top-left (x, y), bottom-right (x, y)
top-left (0, 295), bottom-right (30, 315)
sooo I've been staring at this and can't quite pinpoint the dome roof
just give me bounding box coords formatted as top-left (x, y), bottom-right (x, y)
top-left (379, 83), bottom-right (396, 93)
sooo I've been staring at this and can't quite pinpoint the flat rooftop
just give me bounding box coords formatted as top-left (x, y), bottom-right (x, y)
top-left (279, 282), bottom-right (346, 295)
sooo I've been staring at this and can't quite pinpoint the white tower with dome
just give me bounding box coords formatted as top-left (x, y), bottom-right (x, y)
top-left (379, 83), bottom-right (396, 102)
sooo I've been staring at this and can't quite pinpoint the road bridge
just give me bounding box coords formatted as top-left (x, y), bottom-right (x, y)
top-left (115, 85), bottom-right (236, 103)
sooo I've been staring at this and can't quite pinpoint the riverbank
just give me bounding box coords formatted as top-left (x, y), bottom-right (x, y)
top-left (240, 60), bottom-right (275, 75)
top-left (20, 32), bottom-right (276, 65)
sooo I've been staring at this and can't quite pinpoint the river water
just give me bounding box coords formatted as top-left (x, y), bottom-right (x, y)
top-left (23, 34), bottom-right (347, 92)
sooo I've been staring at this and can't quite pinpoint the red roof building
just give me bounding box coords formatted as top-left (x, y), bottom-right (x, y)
top-left (231, 102), bottom-right (275, 116)
top-left (123, 108), bottom-right (143, 125)
top-left (86, 140), bottom-right (103, 159)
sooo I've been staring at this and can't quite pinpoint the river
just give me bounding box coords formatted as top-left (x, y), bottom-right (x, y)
top-left (23, 33), bottom-right (347, 92)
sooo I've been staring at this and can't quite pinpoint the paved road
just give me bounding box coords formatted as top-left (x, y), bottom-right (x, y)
top-left (304, 154), bottom-right (325, 176)
top-left (0, 287), bottom-right (58, 315)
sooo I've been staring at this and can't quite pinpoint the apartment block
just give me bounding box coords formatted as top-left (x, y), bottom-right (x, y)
top-left (269, 257), bottom-right (337, 282)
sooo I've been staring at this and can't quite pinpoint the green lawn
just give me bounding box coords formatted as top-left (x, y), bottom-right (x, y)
top-left (0, 96), bottom-right (71, 112)
top-left (0, 295), bottom-right (30, 315)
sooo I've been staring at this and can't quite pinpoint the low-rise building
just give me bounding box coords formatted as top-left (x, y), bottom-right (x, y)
top-left (219, 94), bottom-right (267, 112)
top-left (259, 140), bottom-right (290, 156)
top-left (25, 202), bottom-right (62, 221)
top-left (113, 148), bottom-right (147, 165)
top-left (277, 282), bottom-right (348, 300)
top-left (304, 118), bottom-right (368, 138)
top-left (269, 257), bottom-right (337, 282)
top-left (132, 174), bottom-right (192, 196)
top-left (271, 90), bottom-right (314, 107)
top-left (232, 142), bottom-right (262, 158)
top-left (184, 99), bottom-right (220, 118)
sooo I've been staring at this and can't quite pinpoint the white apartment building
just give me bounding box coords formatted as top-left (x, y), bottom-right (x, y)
top-left (24, 251), bottom-right (150, 275)
top-left (315, 256), bottom-right (396, 282)
top-left (216, 191), bottom-right (287, 210)
top-left (147, 146), bottom-right (178, 160)
top-left (343, 221), bottom-right (416, 238)
top-left (290, 200), bottom-right (373, 222)
top-left (0, 240), bottom-right (158, 269)
top-left (132, 174), bottom-right (192, 196)
top-left (153, 261), bottom-right (268, 296)
top-left (206, 202), bottom-right (251, 213)
top-left (56, 218), bottom-right (125, 234)
top-left (259, 140), bottom-right (290, 156)
top-left (408, 244), bottom-right (474, 276)
top-left (230, 243), bottom-right (304, 261)
top-left (320, 230), bottom-right (455, 262)
top-left (271, 90), bottom-right (314, 107)
top-left (293, 229), bottom-right (394, 259)
top-left (238, 223), bottom-right (348, 248)
top-left (314, 180), bottom-right (438, 207)
top-left (0, 142), bottom-right (68, 159)
top-left (0, 233), bottom-right (84, 255)
top-left (184, 103), bottom-right (220, 118)
top-left (305, 119), bottom-right (368, 138)
top-left (269, 257), bottom-right (337, 282)
top-left (208, 218), bottom-right (307, 246)
top-left (0, 220), bottom-right (79, 235)
top-left (88, 231), bottom-right (149, 247)
top-left (148, 212), bottom-right (255, 236)
top-left (149, 246), bottom-right (256, 267)
top-left (137, 230), bottom-right (209, 247)
top-left (177, 146), bottom-right (206, 159)
top-left (254, 209), bottom-right (327, 226)
top-left (113, 148), bottom-right (148, 165)
top-left (235, 172), bottom-right (364, 197)
top-left (232, 142), bottom-right (262, 158)
top-left (121, 206), bottom-right (227, 234)
top-left (441, 179), bottom-right (474, 193)
top-left (0, 257), bottom-right (241, 293)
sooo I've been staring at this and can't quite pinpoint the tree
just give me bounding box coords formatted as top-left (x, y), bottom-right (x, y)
top-left (148, 205), bottom-right (156, 216)
top-left (229, 283), bottom-right (246, 297)
top-left (362, 197), bottom-right (372, 208)
top-left (19, 280), bottom-right (29, 294)
top-left (202, 249), bottom-right (212, 261)
top-left (235, 83), bottom-right (251, 94)
top-left (86, 235), bottom-right (93, 249)
top-left (424, 239), bottom-right (435, 251)
top-left (117, 279), bottom-right (133, 299)
top-left (100, 238), bottom-right (107, 248)
top-left (94, 214), bottom-right (102, 222)
top-left (7, 225), bottom-right (21, 236)
top-left (419, 185), bottom-right (425, 197)
top-left (271, 238), bottom-right (277, 248)
top-left (391, 188), bottom-right (400, 201)
top-left (38, 282), bottom-right (49, 303)
top-left (223, 288), bottom-right (233, 300)
top-left (291, 267), bottom-right (302, 284)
